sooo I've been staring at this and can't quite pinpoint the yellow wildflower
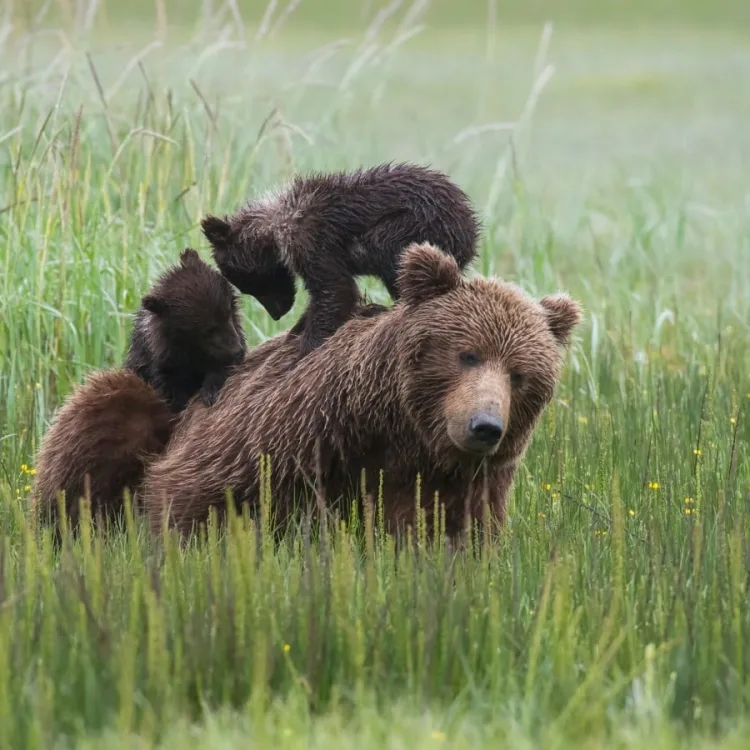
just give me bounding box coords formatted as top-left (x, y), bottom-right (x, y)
top-left (24, 485), bottom-right (30, 492)
top-left (730, 417), bottom-right (737, 425)
top-left (684, 497), bottom-right (694, 505)
top-left (431, 732), bottom-right (446, 742)
top-left (685, 508), bottom-right (693, 516)
top-left (578, 416), bottom-right (588, 425)
top-left (537, 512), bottom-right (546, 520)
top-left (648, 482), bottom-right (660, 490)
top-left (551, 492), bottom-right (559, 500)
top-left (29, 468), bottom-right (36, 476)
top-left (283, 643), bottom-right (291, 653)
top-left (628, 509), bottom-right (635, 517)
top-left (20, 464), bottom-right (27, 473)
top-left (542, 483), bottom-right (552, 492)
top-left (584, 484), bottom-right (592, 490)
top-left (693, 449), bottom-right (702, 456)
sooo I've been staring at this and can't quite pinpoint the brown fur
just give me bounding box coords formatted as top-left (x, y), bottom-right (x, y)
top-left (142, 243), bottom-right (582, 540)
top-left (125, 248), bottom-right (246, 412)
top-left (31, 330), bottom-right (300, 536)
top-left (31, 370), bottom-right (175, 532)
top-left (201, 162), bottom-right (480, 356)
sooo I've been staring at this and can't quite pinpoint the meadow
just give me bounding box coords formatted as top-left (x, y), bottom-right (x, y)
top-left (1, 0), bottom-right (750, 747)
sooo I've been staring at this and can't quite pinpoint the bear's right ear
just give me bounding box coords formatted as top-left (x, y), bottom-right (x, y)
top-left (397, 242), bottom-right (462, 307)
top-left (141, 294), bottom-right (168, 316)
top-left (201, 215), bottom-right (231, 248)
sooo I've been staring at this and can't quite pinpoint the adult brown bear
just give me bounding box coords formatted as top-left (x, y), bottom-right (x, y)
top-left (142, 242), bottom-right (582, 540)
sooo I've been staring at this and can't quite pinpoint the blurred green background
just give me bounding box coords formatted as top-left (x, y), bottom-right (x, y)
top-left (1, 0), bottom-right (749, 747)
top-left (12, 0), bottom-right (750, 29)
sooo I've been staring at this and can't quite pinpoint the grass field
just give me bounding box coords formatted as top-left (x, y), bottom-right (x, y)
top-left (1, 0), bottom-right (750, 747)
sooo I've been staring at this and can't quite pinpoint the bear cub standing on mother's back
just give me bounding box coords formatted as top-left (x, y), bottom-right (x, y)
top-left (201, 162), bottom-right (481, 356)
top-left (125, 248), bottom-right (247, 412)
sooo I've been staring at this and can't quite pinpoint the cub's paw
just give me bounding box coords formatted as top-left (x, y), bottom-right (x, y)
top-left (298, 332), bottom-right (325, 358)
top-left (199, 373), bottom-right (227, 407)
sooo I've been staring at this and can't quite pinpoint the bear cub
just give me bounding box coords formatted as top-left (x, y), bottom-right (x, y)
top-left (33, 247), bottom-right (247, 533)
top-left (201, 162), bottom-right (481, 356)
top-left (125, 247), bottom-right (247, 411)
top-left (32, 370), bottom-right (174, 533)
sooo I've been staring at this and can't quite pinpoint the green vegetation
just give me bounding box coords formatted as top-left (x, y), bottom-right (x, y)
top-left (0, 0), bottom-right (749, 746)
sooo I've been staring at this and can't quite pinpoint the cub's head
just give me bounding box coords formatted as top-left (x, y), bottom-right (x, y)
top-left (396, 243), bottom-right (582, 465)
top-left (141, 248), bottom-right (246, 367)
top-left (201, 210), bottom-right (296, 321)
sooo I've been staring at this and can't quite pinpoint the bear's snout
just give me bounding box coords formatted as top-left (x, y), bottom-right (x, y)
top-left (467, 411), bottom-right (504, 450)
top-left (258, 293), bottom-right (288, 321)
top-left (442, 369), bottom-right (511, 457)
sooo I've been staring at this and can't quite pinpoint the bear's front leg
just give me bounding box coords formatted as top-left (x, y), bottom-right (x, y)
top-left (297, 276), bottom-right (363, 357)
top-left (199, 370), bottom-right (229, 407)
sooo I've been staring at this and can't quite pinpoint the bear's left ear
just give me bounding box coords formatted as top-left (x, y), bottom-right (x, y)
top-left (179, 248), bottom-right (203, 268)
top-left (397, 242), bottom-right (462, 307)
top-left (539, 294), bottom-right (583, 346)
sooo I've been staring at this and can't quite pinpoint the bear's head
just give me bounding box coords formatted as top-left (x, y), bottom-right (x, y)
top-left (141, 248), bottom-right (247, 367)
top-left (201, 212), bottom-right (297, 321)
top-left (395, 243), bottom-right (582, 467)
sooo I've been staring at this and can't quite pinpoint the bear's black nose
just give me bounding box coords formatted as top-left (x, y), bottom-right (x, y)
top-left (468, 412), bottom-right (504, 446)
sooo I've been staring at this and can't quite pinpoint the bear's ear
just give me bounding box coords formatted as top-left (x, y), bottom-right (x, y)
top-left (179, 248), bottom-right (203, 268)
top-left (539, 294), bottom-right (583, 346)
top-left (397, 242), bottom-right (462, 307)
top-left (142, 294), bottom-right (168, 316)
top-left (201, 215), bottom-right (231, 248)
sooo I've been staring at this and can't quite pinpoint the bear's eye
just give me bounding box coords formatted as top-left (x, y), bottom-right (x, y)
top-left (459, 351), bottom-right (482, 367)
top-left (510, 371), bottom-right (525, 388)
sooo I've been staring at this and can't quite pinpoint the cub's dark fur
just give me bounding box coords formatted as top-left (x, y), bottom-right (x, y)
top-left (201, 162), bottom-right (480, 355)
top-left (125, 248), bottom-right (246, 412)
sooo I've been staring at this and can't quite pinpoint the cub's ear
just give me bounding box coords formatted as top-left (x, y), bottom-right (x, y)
top-left (539, 293), bottom-right (583, 347)
top-left (201, 215), bottom-right (231, 247)
top-left (397, 242), bottom-right (462, 307)
top-left (179, 248), bottom-right (203, 268)
top-left (141, 294), bottom-right (168, 316)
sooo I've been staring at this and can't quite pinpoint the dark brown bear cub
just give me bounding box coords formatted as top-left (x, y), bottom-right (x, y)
top-left (201, 162), bottom-right (480, 356)
top-left (125, 248), bottom-right (247, 411)
top-left (33, 248), bottom-right (247, 533)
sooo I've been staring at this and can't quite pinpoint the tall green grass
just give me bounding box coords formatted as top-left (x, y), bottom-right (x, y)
top-left (1, 1), bottom-right (749, 746)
